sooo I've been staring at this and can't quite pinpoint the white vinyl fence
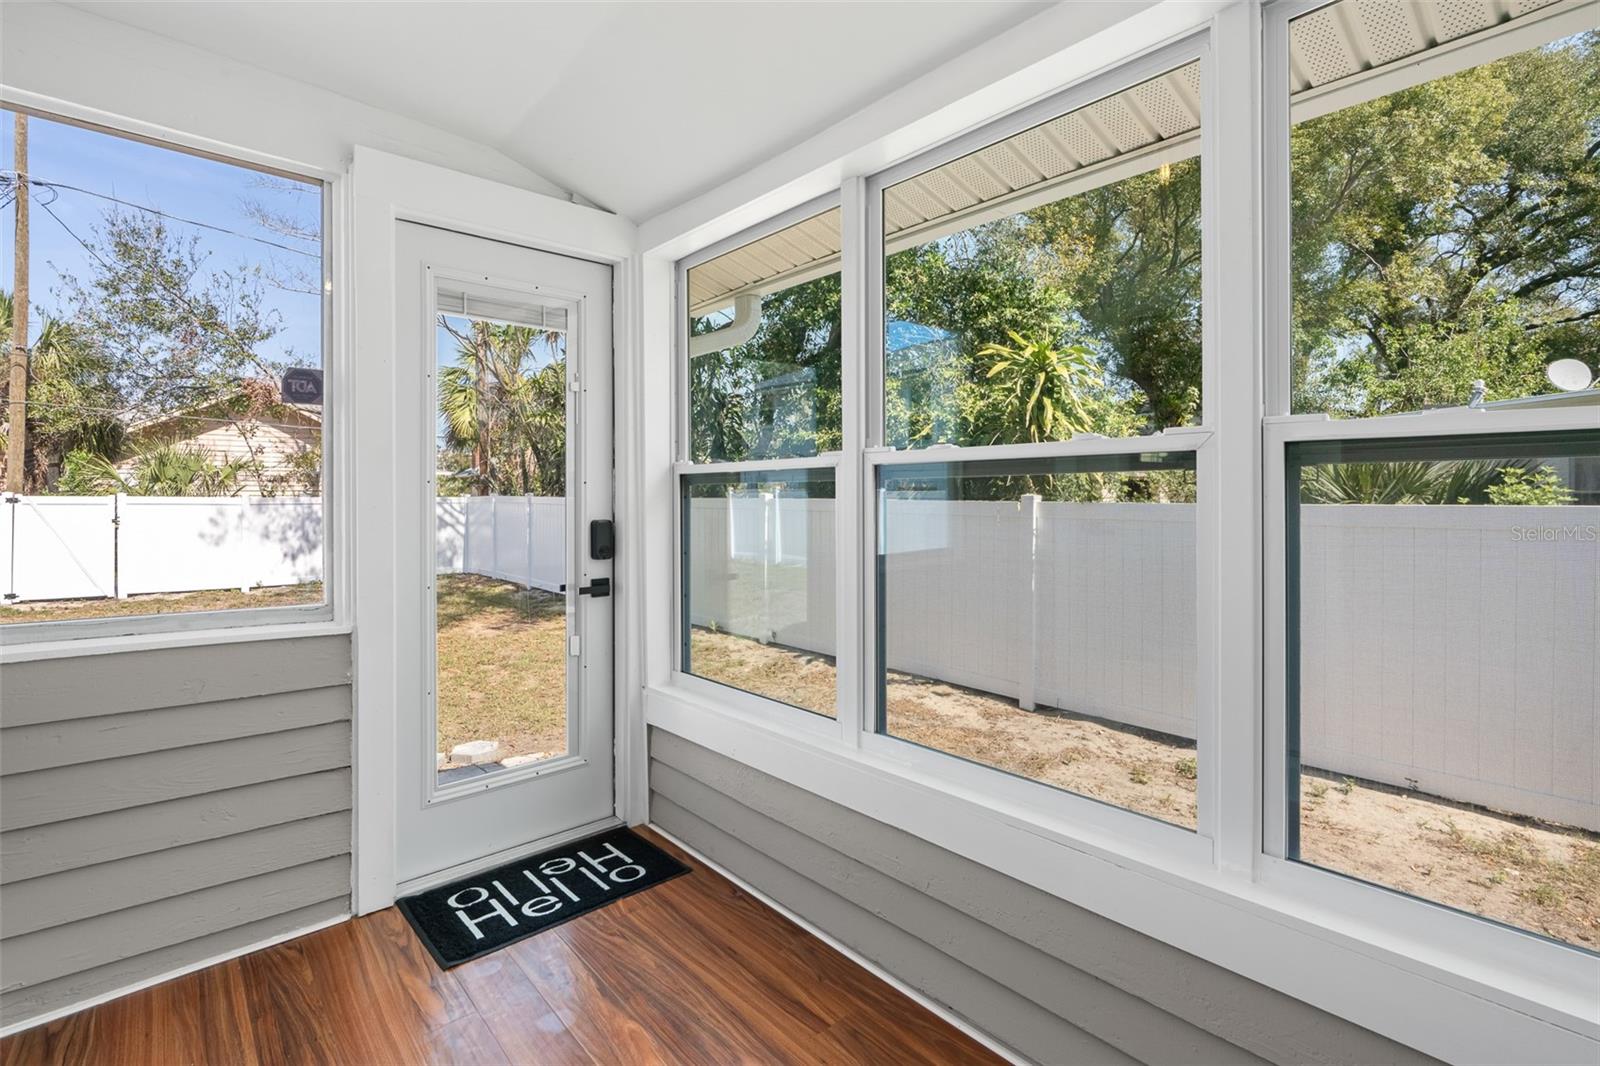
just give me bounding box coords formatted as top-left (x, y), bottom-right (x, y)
top-left (435, 495), bottom-right (566, 593)
top-left (2, 494), bottom-right (564, 603)
top-left (688, 495), bottom-right (1599, 829)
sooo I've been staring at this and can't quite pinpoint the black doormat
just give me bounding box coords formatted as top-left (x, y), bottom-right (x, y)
top-left (397, 826), bottom-right (690, 968)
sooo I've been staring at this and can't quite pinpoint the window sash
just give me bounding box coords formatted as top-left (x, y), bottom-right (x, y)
top-left (0, 108), bottom-right (335, 647)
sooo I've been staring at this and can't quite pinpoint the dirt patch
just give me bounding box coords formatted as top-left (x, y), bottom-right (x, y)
top-left (1298, 771), bottom-right (1599, 949)
top-left (0, 582), bottom-right (323, 623)
top-left (435, 574), bottom-right (567, 765)
top-left (690, 628), bottom-right (839, 717)
top-left (689, 627), bottom-right (1599, 949)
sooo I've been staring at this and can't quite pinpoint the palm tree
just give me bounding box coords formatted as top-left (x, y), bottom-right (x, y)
top-left (0, 290), bottom-right (124, 490)
top-left (58, 440), bottom-right (247, 496)
top-left (974, 330), bottom-right (1102, 444)
top-left (437, 318), bottom-right (566, 496)
top-left (1298, 459), bottom-right (1510, 505)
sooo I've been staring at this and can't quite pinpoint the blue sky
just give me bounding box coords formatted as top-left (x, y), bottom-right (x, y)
top-left (1, 109), bottom-right (323, 366)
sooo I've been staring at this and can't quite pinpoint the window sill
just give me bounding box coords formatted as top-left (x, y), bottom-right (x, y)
top-left (642, 680), bottom-right (1599, 1066)
top-left (0, 612), bottom-right (349, 663)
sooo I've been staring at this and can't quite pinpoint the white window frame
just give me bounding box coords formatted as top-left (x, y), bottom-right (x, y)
top-left (0, 102), bottom-right (346, 653)
top-left (673, 194), bottom-right (853, 735)
top-left (646, 2), bottom-right (1600, 1059)
top-left (854, 32), bottom-right (1219, 859)
top-left (1256, 0), bottom-right (1600, 1022)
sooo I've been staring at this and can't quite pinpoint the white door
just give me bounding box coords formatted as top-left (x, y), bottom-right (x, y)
top-left (394, 221), bottom-right (614, 888)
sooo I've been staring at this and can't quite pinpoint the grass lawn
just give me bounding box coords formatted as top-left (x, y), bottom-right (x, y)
top-left (0, 583), bottom-right (323, 623)
top-left (435, 574), bottom-right (567, 765)
top-left (691, 626), bottom-right (1600, 951)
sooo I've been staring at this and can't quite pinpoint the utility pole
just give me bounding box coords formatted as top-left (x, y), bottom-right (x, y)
top-left (5, 112), bottom-right (28, 492)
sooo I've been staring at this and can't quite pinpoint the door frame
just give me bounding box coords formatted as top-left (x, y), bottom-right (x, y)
top-left (349, 147), bottom-right (643, 914)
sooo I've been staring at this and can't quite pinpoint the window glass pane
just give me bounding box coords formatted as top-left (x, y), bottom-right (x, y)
top-left (681, 466), bottom-right (836, 717)
top-left (1286, 430), bottom-right (1600, 949)
top-left (1288, 5), bottom-right (1599, 415)
top-left (434, 313), bottom-right (568, 783)
top-left (1, 109), bottom-right (324, 623)
top-left (883, 62), bottom-right (1202, 449)
top-left (876, 451), bottom-right (1198, 828)
top-left (686, 209), bottom-right (841, 462)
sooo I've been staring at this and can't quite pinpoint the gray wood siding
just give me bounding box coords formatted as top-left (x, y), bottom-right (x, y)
top-left (0, 635), bottom-right (353, 1029)
top-left (649, 728), bottom-right (1440, 1066)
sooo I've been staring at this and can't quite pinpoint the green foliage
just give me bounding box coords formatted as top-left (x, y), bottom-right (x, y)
top-left (971, 331), bottom-right (1100, 444)
top-left (1291, 32), bottom-right (1600, 415)
top-left (1485, 465), bottom-right (1576, 505)
top-left (58, 440), bottom-right (248, 496)
top-left (55, 211), bottom-right (294, 416)
top-left (0, 291), bottom-right (124, 487)
top-left (1299, 460), bottom-right (1506, 504)
top-left (688, 274), bottom-right (841, 462)
top-left (437, 318), bottom-right (566, 496)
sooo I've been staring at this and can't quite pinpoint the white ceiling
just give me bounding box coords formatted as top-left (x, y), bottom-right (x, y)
top-left (64, 1), bottom-right (1055, 222)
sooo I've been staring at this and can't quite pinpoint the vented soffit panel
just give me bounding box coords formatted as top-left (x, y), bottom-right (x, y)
top-left (686, 0), bottom-right (1587, 316)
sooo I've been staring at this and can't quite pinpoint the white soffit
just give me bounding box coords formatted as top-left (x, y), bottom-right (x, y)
top-left (687, 0), bottom-right (1586, 314)
top-left (1287, 0), bottom-right (1564, 91)
top-left (688, 208), bottom-right (842, 317)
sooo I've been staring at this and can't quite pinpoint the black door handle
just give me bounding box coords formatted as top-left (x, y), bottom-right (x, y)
top-left (576, 578), bottom-right (610, 598)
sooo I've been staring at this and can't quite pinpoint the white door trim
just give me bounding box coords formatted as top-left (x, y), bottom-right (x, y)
top-left (348, 147), bottom-right (639, 915)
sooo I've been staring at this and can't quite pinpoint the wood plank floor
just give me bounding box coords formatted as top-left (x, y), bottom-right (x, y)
top-left (1, 829), bottom-right (1003, 1066)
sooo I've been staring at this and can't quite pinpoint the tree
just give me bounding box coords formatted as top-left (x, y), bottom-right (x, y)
top-left (1024, 157), bottom-right (1204, 429)
top-left (969, 330), bottom-right (1101, 445)
top-left (57, 440), bottom-right (247, 496)
top-left (437, 318), bottom-right (566, 496)
top-left (688, 273), bottom-right (842, 462)
top-left (1291, 31), bottom-right (1600, 414)
top-left (0, 291), bottom-right (122, 489)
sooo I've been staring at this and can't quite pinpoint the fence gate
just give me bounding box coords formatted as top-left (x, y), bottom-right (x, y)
top-left (1, 494), bottom-right (118, 604)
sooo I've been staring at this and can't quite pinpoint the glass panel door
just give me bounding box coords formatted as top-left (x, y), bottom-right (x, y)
top-left (393, 221), bottom-right (614, 888)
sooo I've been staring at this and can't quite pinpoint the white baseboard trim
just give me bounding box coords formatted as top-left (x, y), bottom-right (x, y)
top-left (0, 912), bottom-right (350, 1039)
top-left (647, 823), bottom-right (1026, 1066)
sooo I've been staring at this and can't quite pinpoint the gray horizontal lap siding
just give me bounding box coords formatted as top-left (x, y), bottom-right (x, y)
top-left (648, 728), bottom-right (1439, 1066)
top-left (0, 634), bottom-right (353, 1029)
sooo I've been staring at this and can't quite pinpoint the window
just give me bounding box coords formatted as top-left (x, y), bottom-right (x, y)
top-left (882, 62), bottom-right (1202, 448)
top-left (876, 451), bottom-right (1198, 827)
top-left (866, 52), bottom-right (1209, 829)
top-left (1284, 431), bottom-right (1599, 950)
top-left (680, 466), bottom-right (836, 717)
top-left (1272, 0), bottom-right (1600, 953)
top-left (1, 108), bottom-right (328, 631)
top-left (1287, 8), bottom-right (1597, 417)
top-left (686, 208), bottom-right (841, 462)
top-left (678, 202), bottom-right (842, 716)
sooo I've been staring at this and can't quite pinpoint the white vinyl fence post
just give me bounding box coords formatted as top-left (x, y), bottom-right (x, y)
top-left (489, 494), bottom-right (500, 580)
top-left (238, 495), bottom-right (253, 593)
top-left (114, 492), bottom-right (128, 599)
top-left (525, 493), bottom-right (535, 591)
top-left (772, 483), bottom-right (784, 564)
top-left (760, 490), bottom-right (774, 644)
top-left (1019, 493), bottom-right (1042, 711)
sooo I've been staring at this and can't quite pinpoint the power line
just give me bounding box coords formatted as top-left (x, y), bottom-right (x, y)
top-left (17, 398), bottom-right (320, 435)
top-left (3, 170), bottom-right (321, 259)
top-left (35, 197), bottom-right (287, 383)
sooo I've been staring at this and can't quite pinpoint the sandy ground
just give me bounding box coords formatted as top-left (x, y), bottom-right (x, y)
top-left (691, 627), bottom-right (1599, 950)
top-left (0, 583), bottom-right (322, 623)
